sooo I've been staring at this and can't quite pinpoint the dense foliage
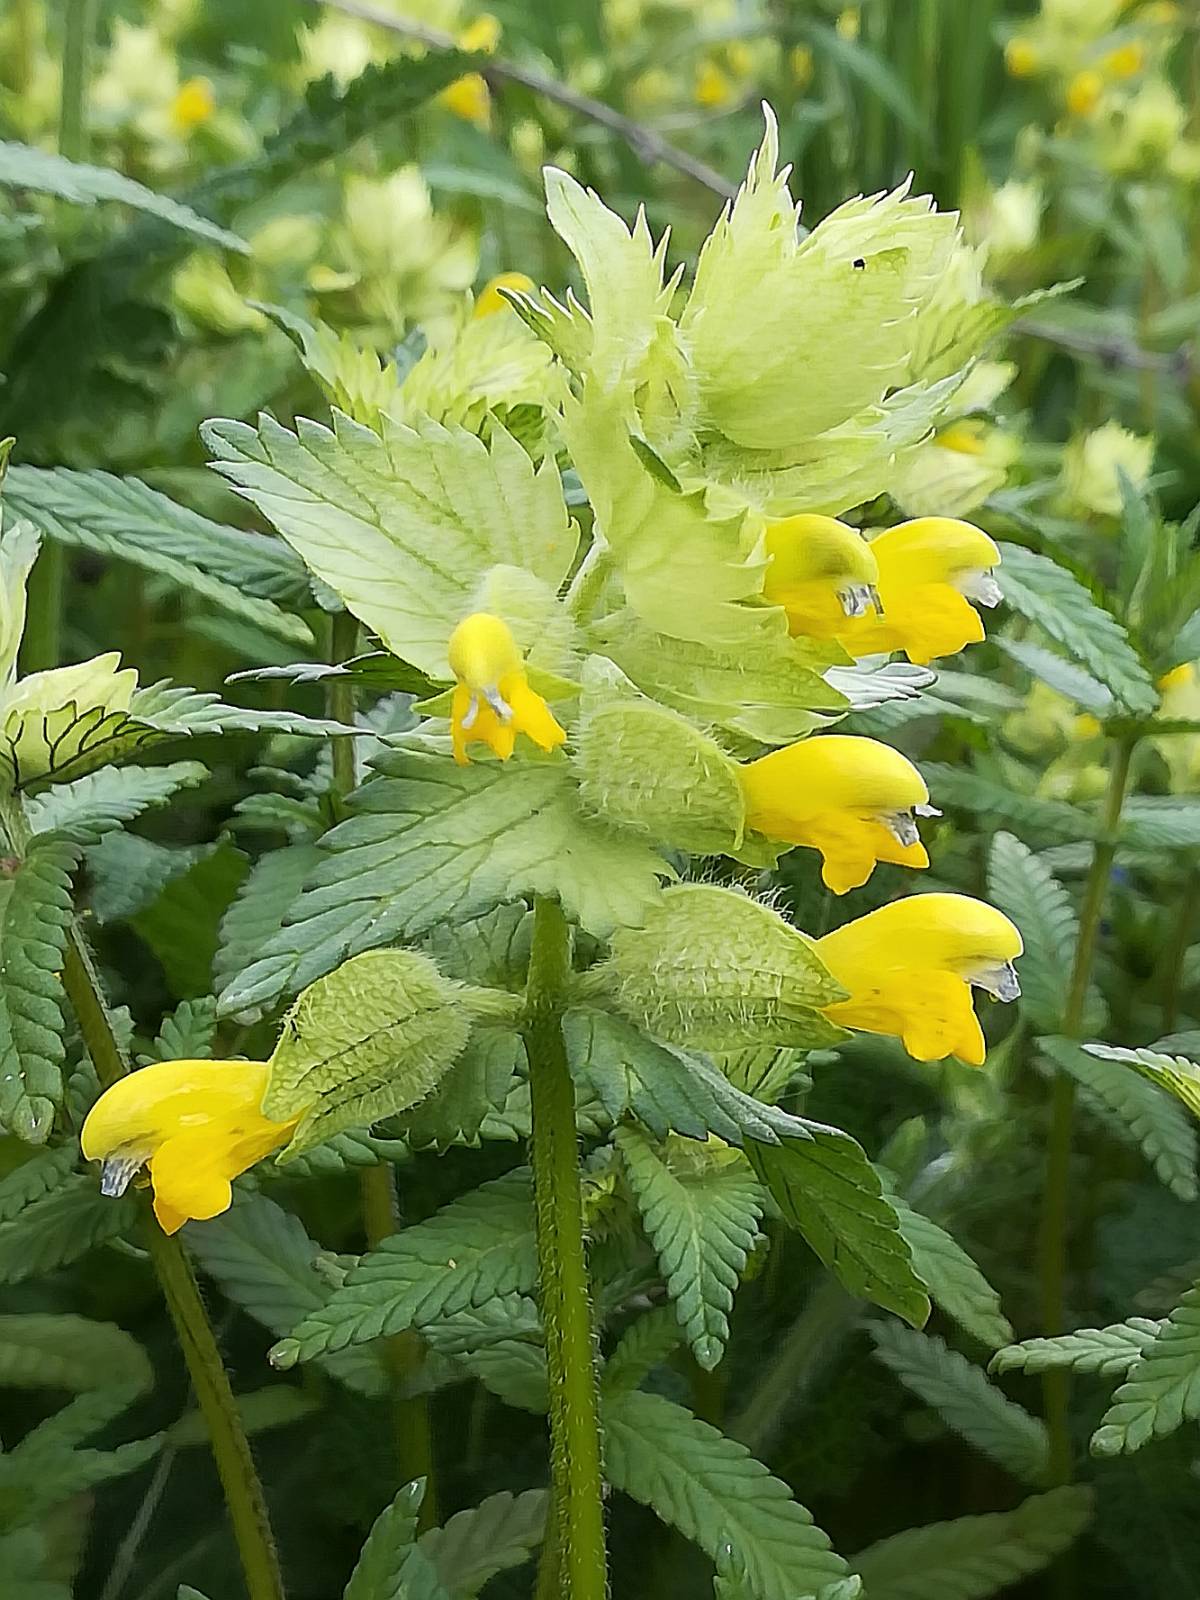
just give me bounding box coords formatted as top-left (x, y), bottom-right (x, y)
top-left (2, 3), bottom-right (1200, 1599)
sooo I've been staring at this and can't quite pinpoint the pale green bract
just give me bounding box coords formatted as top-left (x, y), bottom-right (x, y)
top-left (203, 411), bottom-right (577, 678)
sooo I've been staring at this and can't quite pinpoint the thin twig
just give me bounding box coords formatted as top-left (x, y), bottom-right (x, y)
top-left (1015, 318), bottom-right (1194, 379)
top-left (303, 0), bottom-right (738, 201)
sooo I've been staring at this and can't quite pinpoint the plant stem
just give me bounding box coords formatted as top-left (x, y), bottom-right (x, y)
top-left (59, 0), bottom-right (96, 161)
top-left (728, 1277), bottom-right (855, 1453)
top-left (524, 897), bottom-right (608, 1600)
top-left (1038, 733), bottom-right (1136, 1486)
top-left (1160, 867), bottom-right (1198, 1035)
top-left (59, 923), bottom-right (285, 1600)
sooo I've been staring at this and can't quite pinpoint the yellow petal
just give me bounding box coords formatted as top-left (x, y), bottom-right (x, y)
top-left (171, 76), bottom-right (215, 133)
top-left (440, 72), bottom-right (491, 128)
top-left (815, 892), bottom-right (1022, 981)
top-left (838, 582), bottom-right (986, 664)
top-left (503, 673), bottom-right (567, 754)
top-left (82, 1060), bottom-right (273, 1160)
top-left (762, 515), bottom-right (879, 640)
top-left (474, 271), bottom-right (535, 318)
top-left (448, 613), bottom-right (524, 690)
top-left (823, 970), bottom-right (985, 1065)
top-left (458, 13), bottom-right (501, 53)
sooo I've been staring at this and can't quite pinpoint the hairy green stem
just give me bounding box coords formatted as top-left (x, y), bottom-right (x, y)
top-left (524, 897), bottom-right (608, 1600)
top-left (59, 927), bottom-right (285, 1600)
top-left (1038, 733), bottom-right (1136, 1486)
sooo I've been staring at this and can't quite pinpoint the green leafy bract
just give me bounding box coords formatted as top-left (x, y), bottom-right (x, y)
top-left (204, 411), bottom-right (576, 678)
top-left (264, 949), bottom-right (481, 1154)
top-left (217, 741), bottom-right (670, 1019)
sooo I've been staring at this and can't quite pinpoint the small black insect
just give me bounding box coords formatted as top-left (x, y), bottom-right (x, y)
top-left (852, 257), bottom-right (865, 269)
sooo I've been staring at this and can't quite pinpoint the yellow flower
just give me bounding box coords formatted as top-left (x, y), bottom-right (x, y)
top-left (1066, 68), bottom-right (1104, 117)
top-left (473, 271), bottom-right (534, 317)
top-left (448, 613), bottom-right (567, 766)
top-left (458, 13), bottom-right (501, 53)
top-left (790, 44), bottom-right (815, 90)
top-left (441, 71), bottom-right (491, 128)
top-left (170, 75), bottom-right (215, 133)
top-left (739, 735), bottom-right (935, 894)
top-left (815, 893), bottom-right (1023, 1066)
top-left (81, 1061), bottom-right (298, 1234)
top-left (761, 514), bottom-right (880, 640)
top-left (835, 518), bottom-right (1002, 666)
top-left (836, 7), bottom-right (861, 42)
top-left (695, 59), bottom-right (734, 108)
top-left (1103, 40), bottom-right (1145, 79)
top-left (1005, 36), bottom-right (1039, 77)
top-left (937, 421), bottom-right (989, 456)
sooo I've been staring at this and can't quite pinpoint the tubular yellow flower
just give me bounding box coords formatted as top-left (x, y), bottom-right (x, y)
top-left (447, 612), bottom-right (567, 766)
top-left (761, 514), bottom-right (880, 640)
top-left (695, 59), bottom-right (735, 108)
top-left (1066, 68), bottom-right (1104, 117)
top-left (441, 71), bottom-right (491, 128)
top-left (81, 1061), bottom-right (299, 1235)
top-left (473, 271), bottom-right (535, 317)
top-left (458, 13), bottom-right (501, 53)
top-left (835, 518), bottom-right (1002, 666)
top-left (790, 44), bottom-right (815, 90)
top-left (1103, 40), bottom-right (1145, 79)
top-left (1005, 37), bottom-right (1039, 77)
top-left (937, 420), bottom-right (989, 456)
top-left (739, 735), bottom-right (935, 894)
top-left (170, 76), bottom-right (215, 133)
top-left (815, 893), bottom-right (1023, 1066)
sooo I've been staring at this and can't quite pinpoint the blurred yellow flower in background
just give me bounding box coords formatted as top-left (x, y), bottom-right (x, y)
top-left (1066, 68), bottom-right (1104, 117)
top-left (170, 75), bottom-right (214, 133)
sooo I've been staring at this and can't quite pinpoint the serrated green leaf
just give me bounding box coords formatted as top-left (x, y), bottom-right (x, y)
top-left (411, 1489), bottom-right (547, 1597)
top-left (997, 543), bottom-right (1157, 716)
top-left (1040, 1036), bottom-right (1197, 1201)
top-left (603, 1305), bottom-right (685, 1396)
top-left (1083, 1041), bottom-right (1200, 1123)
top-left (0, 1177), bottom-right (137, 1282)
top-left (751, 1135), bottom-right (929, 1326)
top-left (147, 997), bottom-right (217, 1064)
top-left (271, 1171), bottom-right (537, 1366)
top-left (986, 833), bottom-right (1103, 1035)
top-left (849, 1486), bottom-right (1092, 1600)
top-left (0, 1313), bottom-right (151, 1394)
top-left (398, 1030), bottom-right (525, 1151)
top-left (214, 843), bottom-right (325, 1018)
top-left (265, 949), bottom-right (477, 1153)
top-left (602, 884), bottom-right (846, 1052)
top-left (1120, 798), bottom-right (1200, 851)
top-left (2, 677), bottom-right (352, 791)
top-left (0, 839), bottom-right (77, 1140)
top-left (603, 1389), bottom-right (859, 1600)
top-left (990, 1319), bottom-right (1163, 1379)
top-left (563, 1006), bottom-right (823, 1147)
top-left (205, 412), bottom-right (575, 678)
top-left (188, 1192), bottom-right (385, 1397)
top-left (923, 765), bottom-right (1096, 845)
top-left (0, 1144), bottom-right (75, 1222)
top-left (872, 1325), bottom-right (1049, 1483)
top-left (0, 140), bottom-right (247, 251)
top-left (890, 1196), bottom-right (1013, 1348)
top-left (4, 468), bottom-right (308, 638)
top-left (344, 1479), bottom-right (436, 1600)
top-left (217, 743), bottom-right (669, 1018)
top-left (420, 1296), bottom-right (547, 1413)
top-left (25, 761), bottom-right (208, 847)
top-left (617, 1127), bottom-right (763, 1369)
top-left (1092, 1282), bottom-right (1200, 1456)
top-left (131, 842), bottom-right (248, 999)
top-left (998, 638), bottom-right (1115, 717)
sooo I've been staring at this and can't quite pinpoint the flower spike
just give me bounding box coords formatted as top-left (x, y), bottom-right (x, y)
top-left (739, 734), bottom-right (934, 893)
top-left (814, 892), bottom-right (1023, 1066)
top-left (447, 612), bottom-right (567, 766)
